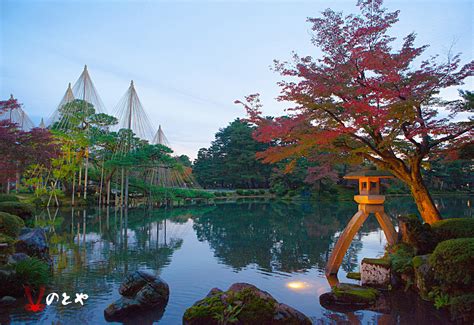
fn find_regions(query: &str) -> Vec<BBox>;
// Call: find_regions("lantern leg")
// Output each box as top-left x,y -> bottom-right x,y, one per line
374,211 -> 398,245
325,210 -> 369,277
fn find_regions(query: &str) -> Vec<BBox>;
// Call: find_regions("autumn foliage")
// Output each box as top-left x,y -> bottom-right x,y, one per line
0,97 -> 60,186
237,0 -> 473,223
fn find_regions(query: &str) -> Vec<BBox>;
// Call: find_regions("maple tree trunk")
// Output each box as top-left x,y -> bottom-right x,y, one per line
382,156 -> 442,225
408,177 -> 441,224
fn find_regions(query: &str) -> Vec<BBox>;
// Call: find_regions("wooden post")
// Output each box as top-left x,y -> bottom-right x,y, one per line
72,172 -> 76,206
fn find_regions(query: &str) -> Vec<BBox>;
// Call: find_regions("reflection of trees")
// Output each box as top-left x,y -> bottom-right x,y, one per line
32,207 -> 191,321
341,235 -> 364,272
192,202 -> 363,273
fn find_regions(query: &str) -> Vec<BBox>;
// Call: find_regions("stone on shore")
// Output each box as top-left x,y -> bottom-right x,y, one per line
14,228 -> 51,264
104,270 -> 169,322
319,283 -> 380,312
183,282 -> 311,325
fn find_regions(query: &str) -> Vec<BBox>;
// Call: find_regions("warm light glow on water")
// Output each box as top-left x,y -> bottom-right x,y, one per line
286,281 -> 311,290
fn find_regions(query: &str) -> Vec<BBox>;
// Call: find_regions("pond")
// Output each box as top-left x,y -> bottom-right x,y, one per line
2,195 -> 472,324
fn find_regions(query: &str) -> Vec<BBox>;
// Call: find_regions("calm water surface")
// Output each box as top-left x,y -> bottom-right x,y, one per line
2,195 -> 472,324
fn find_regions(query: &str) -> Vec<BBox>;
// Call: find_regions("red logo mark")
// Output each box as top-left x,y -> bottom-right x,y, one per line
24,286 -> 46,312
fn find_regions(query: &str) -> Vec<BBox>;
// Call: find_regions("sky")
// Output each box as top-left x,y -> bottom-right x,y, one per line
1,0 -> 472,160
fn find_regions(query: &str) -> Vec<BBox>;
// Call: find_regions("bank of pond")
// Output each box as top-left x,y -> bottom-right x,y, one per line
0,194 -> 473,323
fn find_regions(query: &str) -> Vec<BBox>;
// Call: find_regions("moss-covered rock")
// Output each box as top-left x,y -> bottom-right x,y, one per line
333,283 -> 379,303
412,254 -> 435,301
431,218 -> 474,241
183,283 -> 311,324
0,202 -> 34,220
0,212 -> 25,237
319,283 -> 380,313
397,215 -> 438,255
429,238 -> 474,291
0,194 -> 20,203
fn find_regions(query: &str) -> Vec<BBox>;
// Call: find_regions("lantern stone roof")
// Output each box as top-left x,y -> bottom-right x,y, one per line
343,169 -> 394,179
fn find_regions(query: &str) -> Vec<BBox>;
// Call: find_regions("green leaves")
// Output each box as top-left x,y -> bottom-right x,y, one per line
194,119 -> 271,188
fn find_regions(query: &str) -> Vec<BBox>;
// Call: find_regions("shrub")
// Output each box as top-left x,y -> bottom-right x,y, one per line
429,238 -> 474,291
450,293 -> 474,323
389,243 -> 415,274
246,190 -> 255,196
0,194 -> 20,202
12,257 -> 50,288
258,189 -> 265,195
431,218 -> 474,241
236,189 -> 245,196
0,202 -> 34,220
0,212 -> 25,237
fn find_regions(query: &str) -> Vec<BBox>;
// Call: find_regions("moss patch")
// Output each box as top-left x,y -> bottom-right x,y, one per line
346,272 -> 361,280
0,212 -> 25,237
412,255 -> 424,269
431,218 -> 474,241
333,283 -> 379,303
362,257 -> 391,268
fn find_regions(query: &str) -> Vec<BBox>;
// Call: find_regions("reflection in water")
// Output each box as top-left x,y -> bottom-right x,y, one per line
2,196 -> 471,324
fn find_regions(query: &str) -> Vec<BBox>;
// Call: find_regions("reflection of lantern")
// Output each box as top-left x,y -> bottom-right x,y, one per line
325,169 -> 398,278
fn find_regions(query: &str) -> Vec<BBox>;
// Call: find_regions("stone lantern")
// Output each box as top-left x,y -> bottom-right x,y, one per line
325,169 -> 398,277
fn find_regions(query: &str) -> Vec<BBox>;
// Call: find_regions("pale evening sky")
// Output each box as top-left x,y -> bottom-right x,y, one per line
1,0 -> 472,159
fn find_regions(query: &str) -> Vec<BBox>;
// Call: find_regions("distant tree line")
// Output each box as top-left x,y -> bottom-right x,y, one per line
192,118 -> 473,196
193,119 -> 272,189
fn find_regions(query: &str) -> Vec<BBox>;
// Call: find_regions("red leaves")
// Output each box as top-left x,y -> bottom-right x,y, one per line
236,0 -> 473,175
0,97 -> 20,115
0,97 -> 61,183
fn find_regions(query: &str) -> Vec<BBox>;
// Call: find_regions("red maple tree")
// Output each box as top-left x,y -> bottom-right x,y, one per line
237,0 -> 473,224
0,97 -> 60,190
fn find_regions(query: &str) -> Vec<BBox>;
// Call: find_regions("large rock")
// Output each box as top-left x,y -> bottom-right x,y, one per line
14,228 -> 51,264
412,254 -> 435,300
104,270 -> 169,322
397,215 -> 437,255
361,258 -> 391,288
7,252 -> 29,264
0,269 -> 23,297
183,282 -> 311,325
319,283 -> 380,312
0,296 -> 16,306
